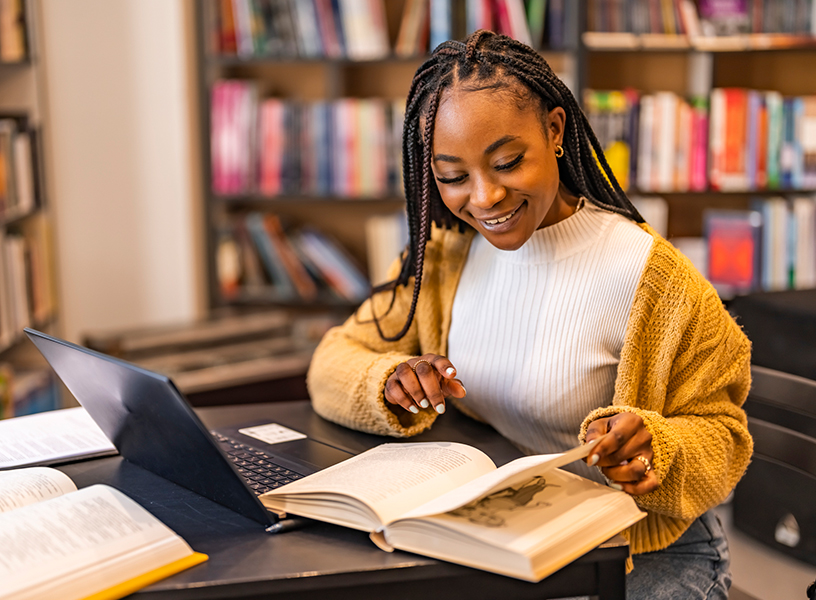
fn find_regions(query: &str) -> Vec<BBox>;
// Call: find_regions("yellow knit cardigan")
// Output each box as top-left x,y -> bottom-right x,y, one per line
307,222 -> 753,555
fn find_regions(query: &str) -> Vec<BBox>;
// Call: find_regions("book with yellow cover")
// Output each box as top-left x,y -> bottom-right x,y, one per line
0,467 -> 207,600
262,440 -> 644,582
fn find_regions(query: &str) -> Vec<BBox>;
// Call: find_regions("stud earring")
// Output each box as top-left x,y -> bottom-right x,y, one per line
554,144 -> 564,158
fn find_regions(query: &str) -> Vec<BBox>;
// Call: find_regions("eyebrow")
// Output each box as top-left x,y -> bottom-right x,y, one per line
433,135 -> 520,163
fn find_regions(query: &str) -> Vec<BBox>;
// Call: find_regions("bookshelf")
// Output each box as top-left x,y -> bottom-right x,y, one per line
196,0 -> 816,307
0,0 -> 60,418
194,0 -> 578,312
580,0 -> 816,296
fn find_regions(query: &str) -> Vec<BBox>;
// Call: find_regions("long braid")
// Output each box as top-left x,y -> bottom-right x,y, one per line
364,30 -> 643,341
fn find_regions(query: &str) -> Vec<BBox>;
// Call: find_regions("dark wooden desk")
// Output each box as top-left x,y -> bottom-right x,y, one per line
59,401 -> 629,600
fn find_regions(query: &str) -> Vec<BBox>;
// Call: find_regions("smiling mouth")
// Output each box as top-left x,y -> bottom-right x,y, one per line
482,207 -> 519,225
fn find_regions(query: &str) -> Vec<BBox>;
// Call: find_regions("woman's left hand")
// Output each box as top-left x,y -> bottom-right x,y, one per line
584,412 -> 658,496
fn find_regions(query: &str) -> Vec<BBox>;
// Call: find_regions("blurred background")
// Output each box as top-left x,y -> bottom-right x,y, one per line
1,2 -> 816,597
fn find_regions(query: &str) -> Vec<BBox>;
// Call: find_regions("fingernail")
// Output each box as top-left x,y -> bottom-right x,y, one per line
445,367 -> 455,376
461,385 -> 466,396
588,454 -> 599,466
419,398 -> 430,409
408,406 -> 419,414
435,404 -> 446,414
609,483 -> 623,491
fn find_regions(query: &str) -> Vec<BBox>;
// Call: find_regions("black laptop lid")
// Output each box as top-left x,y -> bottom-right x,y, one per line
25,328 -> 274,527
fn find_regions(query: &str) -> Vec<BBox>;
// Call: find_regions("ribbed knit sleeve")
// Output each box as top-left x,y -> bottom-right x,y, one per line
307,226 -> 472,437
579,228 -> 753,554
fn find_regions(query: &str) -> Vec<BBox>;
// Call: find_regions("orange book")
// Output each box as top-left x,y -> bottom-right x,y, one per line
219,0 -> 237,54
756,97 -> 768,189
721,88 -> 749,191
264,214 -> 319,301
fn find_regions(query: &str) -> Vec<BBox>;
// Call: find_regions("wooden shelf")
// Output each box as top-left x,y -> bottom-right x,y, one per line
213,193 -> 405,205
583,32 -> 816,53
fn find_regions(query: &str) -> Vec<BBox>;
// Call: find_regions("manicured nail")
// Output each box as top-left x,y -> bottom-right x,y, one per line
435,404 -> 446,414
408,405 -> 419,414
445,367 -> 455,376
609,482 -> 623,491
460,385 -> 467,395
419,398 -> 430,408
588,454 -> 599,466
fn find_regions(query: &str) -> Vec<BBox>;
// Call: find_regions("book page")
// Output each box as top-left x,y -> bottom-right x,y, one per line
0,407 -> 117,469
1,484 -> 194,600
0,467 -> 76,513
263,442 -> 496,526
398,440 -> 598,520
384,468 -> 645,582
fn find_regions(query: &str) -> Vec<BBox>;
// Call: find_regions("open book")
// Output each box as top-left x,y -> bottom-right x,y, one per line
262,440 -> 645,582
0,467 -> 207,600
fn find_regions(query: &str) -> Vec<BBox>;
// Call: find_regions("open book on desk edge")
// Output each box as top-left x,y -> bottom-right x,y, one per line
261,439 -> 645,582
0,407 -> 118,470
0,466 -> 207,600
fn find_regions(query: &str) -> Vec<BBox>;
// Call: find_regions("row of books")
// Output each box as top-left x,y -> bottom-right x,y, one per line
0,364 -> 59,419
0,117 -> 38,221
0,213 -> 56,351
0,0 -> 26,63
213,0 -> 577,60
587,0 -> 700,36
217,0 -> 389,60
216,212 -> 371,303
585,88 -> 816,193
585,89 -> 709,192
704,196 -> 816,297
396,0 -> 576,55
211,80 -> 405,197
587,0 -> 816,37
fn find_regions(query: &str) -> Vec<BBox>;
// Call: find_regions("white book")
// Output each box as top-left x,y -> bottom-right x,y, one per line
637,94 -> 655,191
262,441 -> 645,582
0,407 -> 117,469
792,197 -> 816,289
0,468 -> 206,600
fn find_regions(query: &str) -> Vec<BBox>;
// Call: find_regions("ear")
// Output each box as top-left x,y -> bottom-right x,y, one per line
547,107 -> 566,146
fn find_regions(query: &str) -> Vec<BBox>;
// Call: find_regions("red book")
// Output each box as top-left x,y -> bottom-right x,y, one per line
219,0 -> 237,54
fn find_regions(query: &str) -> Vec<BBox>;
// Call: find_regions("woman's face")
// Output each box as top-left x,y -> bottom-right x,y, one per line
430,86 -> 575,251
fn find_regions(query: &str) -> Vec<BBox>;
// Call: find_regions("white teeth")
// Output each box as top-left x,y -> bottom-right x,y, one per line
484,208 -> 517,225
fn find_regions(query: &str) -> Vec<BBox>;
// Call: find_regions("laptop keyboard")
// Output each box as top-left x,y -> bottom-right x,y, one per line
212,432 -> 305,495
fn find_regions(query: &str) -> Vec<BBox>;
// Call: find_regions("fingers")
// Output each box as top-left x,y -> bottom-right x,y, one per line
586,413 -> 652,468
411,357 -> 447,414
584,413 -> 658,497
601,454 -> 654,484
615,469 -> 659,496
384,355 -> 465,415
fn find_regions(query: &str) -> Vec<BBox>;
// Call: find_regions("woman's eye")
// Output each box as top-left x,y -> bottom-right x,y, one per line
436,174 -> 467,185
495,153 -> 524,171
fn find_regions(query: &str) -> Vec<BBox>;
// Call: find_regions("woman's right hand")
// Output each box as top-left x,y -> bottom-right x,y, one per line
385,354 -> 467,415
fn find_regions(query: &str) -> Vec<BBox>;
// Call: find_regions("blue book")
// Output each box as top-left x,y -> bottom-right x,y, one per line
245,212 -> 297,299
430,0 -> 452,51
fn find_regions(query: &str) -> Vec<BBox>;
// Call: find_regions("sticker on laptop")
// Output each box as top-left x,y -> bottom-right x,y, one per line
238,423 -> 307,445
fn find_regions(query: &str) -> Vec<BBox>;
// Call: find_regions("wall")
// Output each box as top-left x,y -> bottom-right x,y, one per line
37,0 -> 203,343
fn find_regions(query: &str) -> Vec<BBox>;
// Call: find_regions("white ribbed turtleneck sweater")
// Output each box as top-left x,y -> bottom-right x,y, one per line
447,201 -> 653,482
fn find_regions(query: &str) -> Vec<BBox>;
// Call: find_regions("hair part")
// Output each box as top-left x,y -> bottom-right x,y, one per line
363,30 -> 643,341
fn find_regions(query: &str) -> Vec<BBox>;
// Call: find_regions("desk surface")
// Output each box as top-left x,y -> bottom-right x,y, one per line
59,401 -> 628,600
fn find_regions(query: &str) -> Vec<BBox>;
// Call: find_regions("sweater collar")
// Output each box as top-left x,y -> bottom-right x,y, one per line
477,198 -> 614,264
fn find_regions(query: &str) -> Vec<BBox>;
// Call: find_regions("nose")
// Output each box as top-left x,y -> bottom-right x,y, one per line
469,174 -> 506,209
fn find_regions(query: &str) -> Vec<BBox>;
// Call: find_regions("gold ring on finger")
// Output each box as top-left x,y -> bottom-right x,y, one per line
635,455 -> 652,474
412,359 -> 433,374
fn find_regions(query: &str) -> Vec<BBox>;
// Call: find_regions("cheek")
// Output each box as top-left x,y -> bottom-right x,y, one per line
438,187 -> 468,214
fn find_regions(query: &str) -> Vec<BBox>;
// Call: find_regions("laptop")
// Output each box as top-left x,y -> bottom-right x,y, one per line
24,328 -> 355,529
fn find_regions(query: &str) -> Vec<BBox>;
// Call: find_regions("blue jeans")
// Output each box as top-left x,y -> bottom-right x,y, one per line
626,510 -> 731,600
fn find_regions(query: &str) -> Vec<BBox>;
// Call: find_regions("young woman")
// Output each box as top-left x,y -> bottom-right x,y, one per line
307,30 -> 752,599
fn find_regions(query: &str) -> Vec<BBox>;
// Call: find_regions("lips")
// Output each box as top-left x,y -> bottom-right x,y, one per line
478,204 -> 523,231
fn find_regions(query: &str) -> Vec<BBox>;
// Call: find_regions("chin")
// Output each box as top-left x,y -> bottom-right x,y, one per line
482,231 -> 530,251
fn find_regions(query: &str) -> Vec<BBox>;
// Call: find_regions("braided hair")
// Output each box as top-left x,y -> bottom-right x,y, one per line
366,29 -> 643,342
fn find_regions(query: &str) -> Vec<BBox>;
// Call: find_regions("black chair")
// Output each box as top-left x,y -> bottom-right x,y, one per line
733,365 -> 816,566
